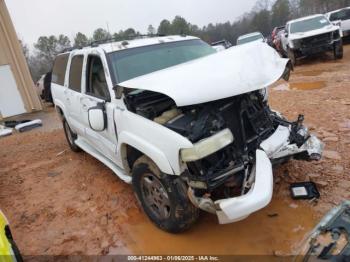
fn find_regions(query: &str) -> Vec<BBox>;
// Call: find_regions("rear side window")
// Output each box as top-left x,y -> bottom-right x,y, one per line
68,55 -> 84,92
52,54 -> 69,85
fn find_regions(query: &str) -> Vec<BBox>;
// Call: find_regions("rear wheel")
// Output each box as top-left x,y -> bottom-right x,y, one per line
63,119 -> 81,152
334,40 -> 343,59
132,156 -> 199,233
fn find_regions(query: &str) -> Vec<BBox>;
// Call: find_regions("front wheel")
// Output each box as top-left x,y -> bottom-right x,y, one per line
132,156 -> 199,233
287,48 -> 296,67
334,40 -> 343,59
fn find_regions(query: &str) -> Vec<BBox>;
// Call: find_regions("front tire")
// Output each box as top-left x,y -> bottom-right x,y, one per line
132,156 -> 199,233
62,119 -> 81,152
334,40 -> 343,59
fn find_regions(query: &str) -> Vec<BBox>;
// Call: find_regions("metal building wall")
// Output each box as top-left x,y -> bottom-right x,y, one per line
0,0 -> 42,119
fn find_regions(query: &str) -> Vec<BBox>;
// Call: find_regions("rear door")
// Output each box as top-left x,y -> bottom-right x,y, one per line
80,51 -> 118,161
51,53 -> 69,108
65,54 -> 85,135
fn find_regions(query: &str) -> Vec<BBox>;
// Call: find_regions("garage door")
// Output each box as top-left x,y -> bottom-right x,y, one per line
0,64 -> 26,117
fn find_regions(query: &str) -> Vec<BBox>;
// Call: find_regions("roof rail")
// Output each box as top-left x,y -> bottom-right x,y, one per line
59,34 -> 173,54
90,33 -> 168,47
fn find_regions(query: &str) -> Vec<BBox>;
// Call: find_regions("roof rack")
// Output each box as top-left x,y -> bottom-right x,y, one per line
91,33 -> 168,46
59,34 -> 188,54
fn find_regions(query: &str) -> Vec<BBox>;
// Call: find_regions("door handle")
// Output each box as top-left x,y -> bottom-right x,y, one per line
82,104 -> 88,111
116,106 -> 125,112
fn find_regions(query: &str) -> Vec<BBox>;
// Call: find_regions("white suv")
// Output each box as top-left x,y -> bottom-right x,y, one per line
51,35 -> 323,233
281,14 -> 343,65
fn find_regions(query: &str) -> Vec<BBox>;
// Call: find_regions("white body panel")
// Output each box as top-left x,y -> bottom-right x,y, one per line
216,149 -> 273,224
0,65 -> 26,117
116,109 -> 193,175
119,42 -> 288,106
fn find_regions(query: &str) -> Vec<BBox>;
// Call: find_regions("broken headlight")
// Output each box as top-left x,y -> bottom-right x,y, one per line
181,128 -> 234,162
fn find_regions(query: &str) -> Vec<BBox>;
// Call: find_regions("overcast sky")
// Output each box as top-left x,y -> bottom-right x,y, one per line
5,0 -> 257,45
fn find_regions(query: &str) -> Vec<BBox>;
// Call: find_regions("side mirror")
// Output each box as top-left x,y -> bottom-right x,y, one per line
88,103 -> 106,132
284,32 -> 288,37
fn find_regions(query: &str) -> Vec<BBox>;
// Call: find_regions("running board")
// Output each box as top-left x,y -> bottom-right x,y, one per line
75,138 -> 132,184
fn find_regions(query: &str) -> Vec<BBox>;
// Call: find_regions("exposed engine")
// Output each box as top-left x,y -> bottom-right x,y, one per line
124,89 -> 311,199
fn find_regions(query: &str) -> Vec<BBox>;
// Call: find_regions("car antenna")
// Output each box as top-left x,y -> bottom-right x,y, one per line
106,22 -> 113,50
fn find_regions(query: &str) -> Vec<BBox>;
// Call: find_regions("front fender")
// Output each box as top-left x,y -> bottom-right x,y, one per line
118,131 -> 174,175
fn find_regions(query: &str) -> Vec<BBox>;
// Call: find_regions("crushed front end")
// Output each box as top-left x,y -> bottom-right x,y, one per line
291,30 -> 342,57
172,90 -> 324,223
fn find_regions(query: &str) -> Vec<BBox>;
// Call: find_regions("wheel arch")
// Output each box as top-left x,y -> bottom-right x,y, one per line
54,100 -> 66,120
119,133 -> 175,176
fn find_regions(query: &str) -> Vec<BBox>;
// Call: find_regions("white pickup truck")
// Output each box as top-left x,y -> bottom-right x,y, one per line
281,14 -> 343,65
326,7 -> 350,38
51,35 -> 323,233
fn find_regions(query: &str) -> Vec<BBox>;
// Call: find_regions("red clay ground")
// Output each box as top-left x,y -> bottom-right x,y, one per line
0,45 -> 349,256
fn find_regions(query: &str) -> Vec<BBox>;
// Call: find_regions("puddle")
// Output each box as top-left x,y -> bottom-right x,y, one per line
123,198 -> 317,255
290,81 -> 326,90
295,70 -> 324,77
273,82 -> 326,91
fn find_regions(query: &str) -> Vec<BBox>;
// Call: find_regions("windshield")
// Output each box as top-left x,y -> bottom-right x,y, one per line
237,34 -> 263,45
290,16 -> 330,33
329,9 -> 350,21
108,39 -> 216,83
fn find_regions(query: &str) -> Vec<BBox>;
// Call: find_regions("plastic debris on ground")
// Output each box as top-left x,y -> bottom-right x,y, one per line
290,182 -> 320,200
14,119 -> 42,132
296,201 -> 350,261
0,119 -> 42,136
0,125 -> 13,137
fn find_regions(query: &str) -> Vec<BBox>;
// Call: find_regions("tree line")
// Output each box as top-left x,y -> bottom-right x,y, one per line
23,0 -> 350,81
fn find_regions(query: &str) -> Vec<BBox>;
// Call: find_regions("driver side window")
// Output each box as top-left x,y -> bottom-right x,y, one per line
86,55 -> 111,101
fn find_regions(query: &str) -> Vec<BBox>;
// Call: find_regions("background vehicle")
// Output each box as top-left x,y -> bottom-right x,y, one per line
211,39 -> 232,51
42,71 -> 53,103
326,7 -> 350,38
51,35 -> 323,233
0,210 -> 22,262
236,32 -> 264,45
35,74 -> 45,98
270,26 -> 285,54
281,14 -> 343,65
35,72 -> 53,103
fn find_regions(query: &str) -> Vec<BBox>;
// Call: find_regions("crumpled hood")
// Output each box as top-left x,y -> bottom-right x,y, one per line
289,25 -> 339,41
119,42 -> 289,106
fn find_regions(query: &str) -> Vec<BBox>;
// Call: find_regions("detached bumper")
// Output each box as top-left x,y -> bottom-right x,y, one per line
215,149 -> 273,224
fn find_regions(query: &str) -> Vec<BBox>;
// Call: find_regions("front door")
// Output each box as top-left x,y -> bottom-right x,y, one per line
81,54 -> 118,162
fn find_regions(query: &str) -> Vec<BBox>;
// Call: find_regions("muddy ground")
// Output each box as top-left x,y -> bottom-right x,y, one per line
0,45 -> 350,256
